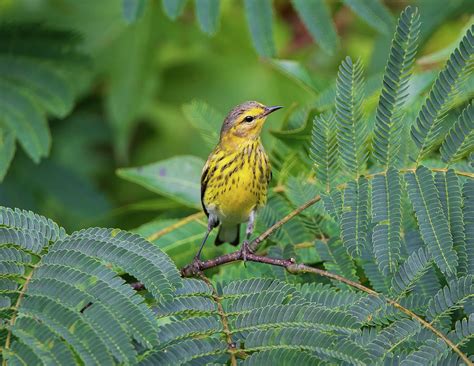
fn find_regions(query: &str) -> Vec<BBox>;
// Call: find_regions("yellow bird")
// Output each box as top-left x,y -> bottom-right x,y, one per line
195,101 -> 283,261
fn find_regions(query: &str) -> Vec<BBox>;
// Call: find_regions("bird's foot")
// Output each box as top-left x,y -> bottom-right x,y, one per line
181,257 -> 203,277
240,241 -> 253,262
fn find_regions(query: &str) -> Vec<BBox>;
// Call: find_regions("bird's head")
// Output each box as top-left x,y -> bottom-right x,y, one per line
219,101 -> 283,144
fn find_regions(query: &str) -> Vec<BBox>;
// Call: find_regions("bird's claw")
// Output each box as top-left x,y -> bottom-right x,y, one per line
240,241 -> 253,262
181,257 -> 203,276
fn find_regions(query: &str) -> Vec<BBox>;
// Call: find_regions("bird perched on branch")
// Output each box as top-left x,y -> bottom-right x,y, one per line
195,101 -> 283,261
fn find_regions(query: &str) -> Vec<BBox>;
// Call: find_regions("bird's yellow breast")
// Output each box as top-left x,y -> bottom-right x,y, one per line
201,140 -> 271,225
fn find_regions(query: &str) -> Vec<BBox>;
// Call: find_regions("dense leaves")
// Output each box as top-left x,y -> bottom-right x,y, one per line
0,24 -> 90,180
1,3 -> 473,366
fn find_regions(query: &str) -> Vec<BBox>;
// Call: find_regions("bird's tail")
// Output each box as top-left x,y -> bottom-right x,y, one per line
215,224 -> 240,246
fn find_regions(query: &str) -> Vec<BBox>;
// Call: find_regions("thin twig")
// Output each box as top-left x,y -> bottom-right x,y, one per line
249,195 -> 321,252
181,253 -> 471,365
2,270 -> 35,366
366,167 -> 474,179
197,273 -> 238,366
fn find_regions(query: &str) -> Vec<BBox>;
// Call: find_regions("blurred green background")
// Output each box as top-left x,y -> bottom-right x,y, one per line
0,0 -> 471,235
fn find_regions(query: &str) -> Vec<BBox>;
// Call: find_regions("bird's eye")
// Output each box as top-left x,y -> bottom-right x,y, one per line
244,116 -> 254,122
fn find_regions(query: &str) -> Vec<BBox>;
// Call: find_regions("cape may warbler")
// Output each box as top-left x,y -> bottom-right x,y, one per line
195,101 -> 283,260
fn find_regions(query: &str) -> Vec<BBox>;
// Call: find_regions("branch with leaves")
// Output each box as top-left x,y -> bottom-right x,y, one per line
181,194 -> 472,365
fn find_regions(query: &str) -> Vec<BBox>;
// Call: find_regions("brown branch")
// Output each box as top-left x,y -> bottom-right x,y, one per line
181,253 -> 472,365
249,195 -> 321,252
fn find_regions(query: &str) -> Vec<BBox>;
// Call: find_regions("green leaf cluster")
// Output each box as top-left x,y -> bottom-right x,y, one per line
1,2 -> 473,365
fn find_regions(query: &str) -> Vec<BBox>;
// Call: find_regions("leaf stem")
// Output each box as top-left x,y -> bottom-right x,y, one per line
181,190 -> 472,365
182,252 -> 471,365
2,269 -> 35,365
249,195 -> 321,252
197,273 -> 239,366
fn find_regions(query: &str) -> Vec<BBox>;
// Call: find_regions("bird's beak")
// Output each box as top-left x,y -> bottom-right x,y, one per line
263,105 -> 283,116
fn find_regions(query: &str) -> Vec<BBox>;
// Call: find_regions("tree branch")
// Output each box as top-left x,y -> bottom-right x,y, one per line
249,195 -> 321,252
180,193 -> 471,365
181,252 -> 472,365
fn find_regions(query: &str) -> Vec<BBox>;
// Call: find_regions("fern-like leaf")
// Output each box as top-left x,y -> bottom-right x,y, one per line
182,100 -> 223,148
440,102 -> 474,164
299,283 -> 363,309
404,166 -> 458,276
372,168 -> 402,275
368,319 -> 421,360
315,238 -> 359,288
391,247 -> 432,298
322,189 -> 343,222
54,228 -> 180,301
435,170 -> 467,275
243,348 -> 322,366
139,338 -> 226,365
448,313 -> 474,347
38,250 -> 159,347
11,317 -> 77,365
0,24 -> 89,179
311,112 -> 339,191
373,6 -> 420,167
20,295 -> 116,365
244,327 -> 371,365
0,206 -> 66,243
335,57 -> 368,177
411,24 -> 474,161
400,339 -> 448,366
427,275 -> 474,323
233,304 -> 361,334
464,179 -> 474,276
157,316 -> 222,346
341,177 -> 369,257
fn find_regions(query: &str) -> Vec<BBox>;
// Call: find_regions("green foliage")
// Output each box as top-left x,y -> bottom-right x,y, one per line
195,0 -> 220,35
391,247 -> 431,298
373,6 -> 420,167
117,156 -> 204,208
1,3 -> 473,366
440,102 -> 474,164
104,5 -> 158,161
182,100 -> 223,148
244,0 -> 276,58
449,313 -> 474,347
311,112 -> 339,191
372,168 -> 402,276
341,177 -> 369,257
0,24 -> 89,180
410,24 -> 474,161
343,0 -> 395,34
335,57 -> 368,178
405,166 -> 459,276
291,0 -> 339,56
161,0 -> 187,20
122,0 -> 147,23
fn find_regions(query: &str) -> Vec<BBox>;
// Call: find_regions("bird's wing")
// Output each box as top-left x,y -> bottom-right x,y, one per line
267,157 -> 272,183
200,156 -> 211,218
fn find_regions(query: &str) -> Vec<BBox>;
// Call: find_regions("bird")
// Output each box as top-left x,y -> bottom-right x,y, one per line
194,101 -> 283,261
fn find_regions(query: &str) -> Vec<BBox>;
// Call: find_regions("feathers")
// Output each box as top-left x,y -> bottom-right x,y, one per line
201,139 -> 270,246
